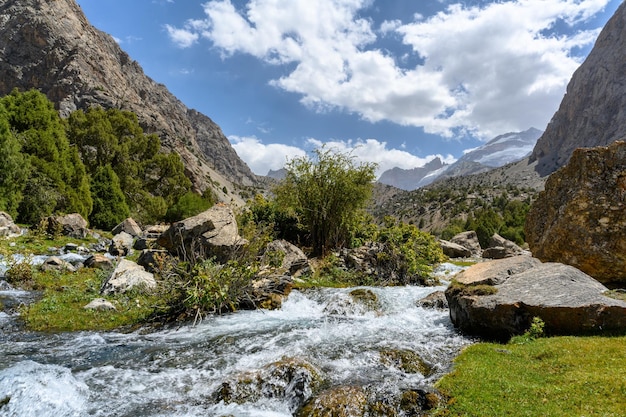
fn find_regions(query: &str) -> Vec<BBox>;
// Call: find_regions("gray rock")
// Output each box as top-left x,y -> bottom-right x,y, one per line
109,232 -> 134,256
439,239 -> 472,258
0,212 -> 21,238
41,256 -> 77,273
450,231 -> 482,256
84,298 -> 116,311
111,218 -> 143,237
84,254 -> 114,270
530,2 -> 626,176
417,291 -> 448,310
486,233 -> 524,259
42,213 -> 89,239
262,239 -> 309,275
157,205 -> 247,262
446,259 -> 626,340
101,259 -> 156,295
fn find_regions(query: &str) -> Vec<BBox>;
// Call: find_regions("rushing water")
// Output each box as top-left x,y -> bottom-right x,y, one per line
0,265 -> 472,417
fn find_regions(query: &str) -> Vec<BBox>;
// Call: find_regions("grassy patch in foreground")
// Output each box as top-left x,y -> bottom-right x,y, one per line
434,335 -> 626,417
20,267 -> 167,332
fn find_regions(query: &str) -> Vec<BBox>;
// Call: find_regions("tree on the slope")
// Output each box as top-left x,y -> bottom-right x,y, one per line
1,89 -> 91,223
274,147 -> 377,256
66,107 -> 191,224
89,165 -> 130,230
0,103 -> 30,218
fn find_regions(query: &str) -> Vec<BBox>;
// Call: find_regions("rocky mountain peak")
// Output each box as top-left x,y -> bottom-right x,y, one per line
530,1 -> 626,176
0,0 -> 257,196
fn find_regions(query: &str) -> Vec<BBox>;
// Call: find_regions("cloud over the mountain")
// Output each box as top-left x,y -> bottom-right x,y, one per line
167,0 -> 609,139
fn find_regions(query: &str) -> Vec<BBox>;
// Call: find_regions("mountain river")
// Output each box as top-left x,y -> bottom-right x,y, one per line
0,264 -> 472,417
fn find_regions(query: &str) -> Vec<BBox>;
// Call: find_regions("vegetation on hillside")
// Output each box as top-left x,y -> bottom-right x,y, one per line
371,181 -> 538,246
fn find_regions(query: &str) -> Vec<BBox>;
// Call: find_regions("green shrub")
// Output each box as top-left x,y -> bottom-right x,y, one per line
164,191 -> 213,222
184,259 -> 257,321
375,218 -> 447,285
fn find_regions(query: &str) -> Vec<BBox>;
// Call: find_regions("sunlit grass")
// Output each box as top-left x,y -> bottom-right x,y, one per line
434,335 -> 626,417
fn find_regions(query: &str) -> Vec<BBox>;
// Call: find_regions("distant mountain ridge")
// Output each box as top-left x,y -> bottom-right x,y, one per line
378,128 -> 542,190
0,0 -> 256,200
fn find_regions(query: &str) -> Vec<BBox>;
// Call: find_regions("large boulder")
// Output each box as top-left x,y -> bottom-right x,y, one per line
0,212 -> 21,238
109,232 -> 134,256
261,239 -> 309,275
101,259 -> 156,295
111,217 -> 142,237
157,205 -> 247,262
482,233 -> 525,259
450,231 -> 482,257
42,213 -> 89,239
438,239 -> 472,258
446,257 -> 626,340
525,141 -> 626,285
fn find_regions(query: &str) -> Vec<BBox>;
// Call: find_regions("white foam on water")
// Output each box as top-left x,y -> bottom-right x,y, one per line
0,285 -> 472,416
0,361 -> 89,417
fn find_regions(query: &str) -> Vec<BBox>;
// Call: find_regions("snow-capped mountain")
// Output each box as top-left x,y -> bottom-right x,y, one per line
377,128 -> 543,190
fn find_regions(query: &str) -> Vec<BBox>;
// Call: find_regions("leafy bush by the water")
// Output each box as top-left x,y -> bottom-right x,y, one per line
375,218 -> 447,284
184,259 -> 257,322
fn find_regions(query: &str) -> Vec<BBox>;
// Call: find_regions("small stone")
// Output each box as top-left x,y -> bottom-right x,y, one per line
84,298 -> 116,311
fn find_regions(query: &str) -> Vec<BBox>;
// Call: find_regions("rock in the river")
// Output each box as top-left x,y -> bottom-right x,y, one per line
439,239 -> 472,258
446,257 -> 626,340
242,275 -> 294,310
84,298 -> 116,311
0,212 -> 21,238
157,205 -> 247,262
416,291 -> 448,310
215,357 -> 323,413
111,217 -> 142,237
450,231 -> 482,256
101,259 -> 156,295
525,141 -> 626,285
42,213 -> 89,239
298,385 -> 368,417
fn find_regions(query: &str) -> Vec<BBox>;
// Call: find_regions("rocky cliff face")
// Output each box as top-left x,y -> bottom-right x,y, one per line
525,141 -> 626,285
0,0 -> 257,195
530,2 -> 626,176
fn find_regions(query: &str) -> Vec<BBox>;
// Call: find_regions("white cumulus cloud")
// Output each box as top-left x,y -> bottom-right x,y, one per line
167,0 -> 610,139
229,136 -> 306,175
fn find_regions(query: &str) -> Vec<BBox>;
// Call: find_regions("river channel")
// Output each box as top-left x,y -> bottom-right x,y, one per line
0,265 -> 472,417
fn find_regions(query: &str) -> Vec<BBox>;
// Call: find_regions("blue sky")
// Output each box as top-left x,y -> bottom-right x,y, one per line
75,0 -> 621,176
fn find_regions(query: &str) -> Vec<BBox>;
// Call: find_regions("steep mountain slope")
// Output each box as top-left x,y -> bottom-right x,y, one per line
530,1 -> 626,176
0,0 -> 257,201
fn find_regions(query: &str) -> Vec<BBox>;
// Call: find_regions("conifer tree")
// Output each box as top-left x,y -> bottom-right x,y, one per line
89,165 -> 130,230
0,103 -> 30,218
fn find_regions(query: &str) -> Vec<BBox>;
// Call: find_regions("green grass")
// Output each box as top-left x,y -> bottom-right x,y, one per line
19,267 -> 167,332
434,335 -> 626,417
2,232 -> 168,332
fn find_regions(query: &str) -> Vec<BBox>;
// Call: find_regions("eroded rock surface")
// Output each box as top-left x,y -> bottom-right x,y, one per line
525,141 -> 626,284
446,257 -> 626,340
